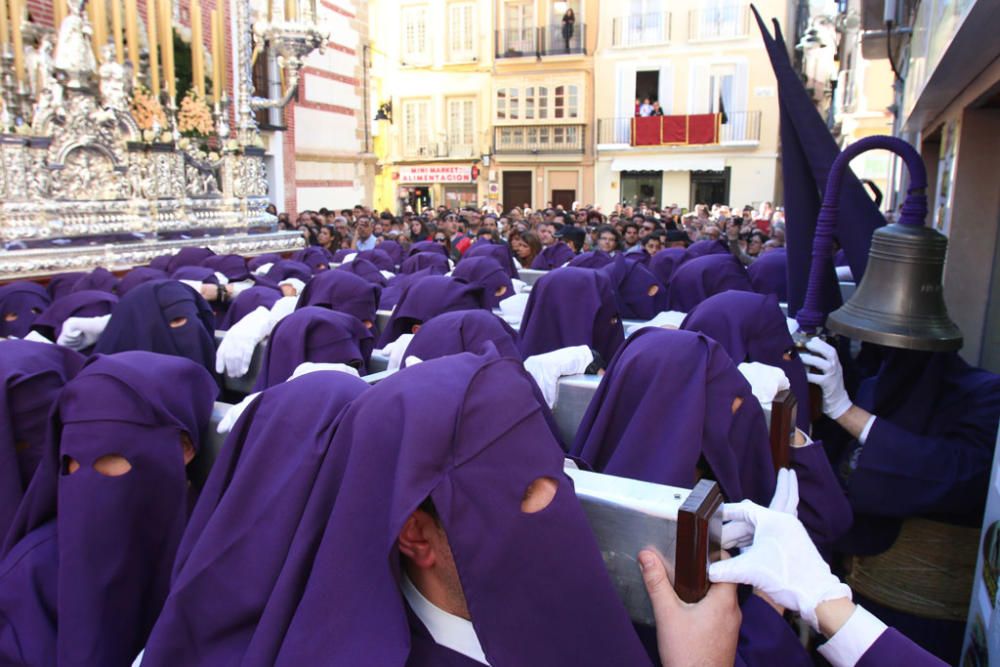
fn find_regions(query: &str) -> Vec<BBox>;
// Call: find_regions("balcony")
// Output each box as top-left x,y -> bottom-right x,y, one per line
612,13 -> 671,47
401,141 -> 479,160
493,124 -> 586,154
596,111 -> 761,147
687,5 -> 750,41
495,24 -> 587,59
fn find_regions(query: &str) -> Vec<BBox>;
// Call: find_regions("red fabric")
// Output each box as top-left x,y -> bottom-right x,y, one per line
688,114 -> 719,144
633,117 -> 661,146
754,219 -> 772,235
455,237 -> 473,256
662,116 -> 687,144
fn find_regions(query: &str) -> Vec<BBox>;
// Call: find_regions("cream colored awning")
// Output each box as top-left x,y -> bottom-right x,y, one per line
609,156 -> 726,172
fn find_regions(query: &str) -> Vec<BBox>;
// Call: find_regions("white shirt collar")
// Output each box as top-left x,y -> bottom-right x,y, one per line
401,574 -> 489,665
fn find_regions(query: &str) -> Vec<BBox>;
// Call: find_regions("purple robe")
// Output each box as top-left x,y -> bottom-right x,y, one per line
462,242 -> 519,279
403,310 -> 521,365
253,307 -> 374,389
668,254 -> 753,312
0,282 -> 50,338
218,285 -> 282,330
518,267 -> 624,363
377,276 -> 487,347
600,254 -> 667,320
649,247 -> 686,290
293,247 -> 334,272
568,250 -> 614,269
682,239 -> 730,263
332,248 -> 355,264
408,240 -> 449,258
118,267 -> 168,296
0,341 -> 84,540
338,257 -> 388,287
71,267 -> 119,294
0,352 -> 216,667
624,248 -> 651,265
239,350 -> 654,665
141,371 -> 369,666
747,247 -> 788,302
171,265 -> 220,284
379,240 -> 404,267
570,327 -> 776,504
297,270 -> 381,329
166,247 -> 216,274
32,290 -> 118,342
856,628 -> 947,667
356,248 -> 395,272
379,268 -> 436,311
201,254 -> 250,282
451,256 -> 514,309
45,272 -> 86,300
93,281 -> 216,375
399,251 -> 449,275
148,255 -> 172,271
247,253 -> 282,272
262,260 -> 313,286
752,7 -> 883,316
530,242 -> 575,270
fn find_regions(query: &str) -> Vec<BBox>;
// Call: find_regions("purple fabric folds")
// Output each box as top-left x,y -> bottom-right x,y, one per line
149,255 -> 172,271
118,267 -> 168,296
530,242 -> 575,270
71,267 -> 119,294
568,250 -> 614,269
0,352 -> 216,667
408,240 -> 449,258
668,253 -> 753,312
141,371 -> 369,667
46,273 -> 86,300
219,285 -> 282,330
399,251 -> 449,275
171,266 -> 220,284
239,351 -> 652,666
600,254 -> 667,320
32,290 -> 118,342
293,247 -> 334,272
649,247 -> 687,289
253,307 -> 374,389
462,242 -> 519,279
379,268 -> 436,311
377,276 -> 487,347
356,248 -> 395,272
570,328 -> 776,504
297,270 -> 381,328
747,248 -> 788,302
379,240 -> 404,267
93,280 -> 216,375
451,256 -> 514,309
518,267 -> 624,362
0,282 -> 50,338
682,239 -> 730,263
201,254 -> 250,282
262,260 -> 313,285
404,310 -> 521,365
0,341 -> 84,540
338,257 -> 388,287
166,247 -> 216,274
248,253 -> 282,272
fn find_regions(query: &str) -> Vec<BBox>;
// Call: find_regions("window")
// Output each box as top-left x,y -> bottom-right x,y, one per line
498,84 -> 579,122
537,86 -> 548,119
402,6 -> 429,63
508,88 -> 520,120
503,0 -> 535,54
497,89 -> 508,120
402,99 -> 431,155
448,98 -> 475,151
707,63 -> 736,112
448,3 -> 475,61
553,85 -> 579,119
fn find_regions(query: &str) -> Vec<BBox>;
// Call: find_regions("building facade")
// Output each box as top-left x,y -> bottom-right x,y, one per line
591,0 -> 795,211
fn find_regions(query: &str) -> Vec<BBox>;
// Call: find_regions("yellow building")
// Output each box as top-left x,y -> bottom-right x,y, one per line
369,0 -> 495,213
592,0 -> 795,210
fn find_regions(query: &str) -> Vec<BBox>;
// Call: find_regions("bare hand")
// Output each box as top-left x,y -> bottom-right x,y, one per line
640,550 -> 741,667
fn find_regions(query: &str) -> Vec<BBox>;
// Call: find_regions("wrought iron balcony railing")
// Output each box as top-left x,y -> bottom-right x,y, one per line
612,12 -> 671,47
495,24 -> 588,59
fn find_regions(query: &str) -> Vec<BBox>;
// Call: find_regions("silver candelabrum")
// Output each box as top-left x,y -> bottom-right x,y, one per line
234,0 -> 329,146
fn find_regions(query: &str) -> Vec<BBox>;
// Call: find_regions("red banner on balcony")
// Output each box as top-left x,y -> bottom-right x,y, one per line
633,116 -> 662,146
629,114 -> 721,147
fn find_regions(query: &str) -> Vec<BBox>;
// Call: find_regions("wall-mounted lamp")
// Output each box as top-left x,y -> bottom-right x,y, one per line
374,102 -> 393,123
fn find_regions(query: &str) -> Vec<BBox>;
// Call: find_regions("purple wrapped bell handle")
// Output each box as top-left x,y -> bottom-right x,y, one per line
796,135 -> 929,333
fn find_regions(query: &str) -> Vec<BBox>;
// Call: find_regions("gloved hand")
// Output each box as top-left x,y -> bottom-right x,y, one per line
278,278 -> 305,297
289,362 -> 360,381
799,337 -> 852,420
382,333 -> 414,371
217,391 -> 261,434
215,306 -> 272,378
737,361 -> 790,410
709,501 -> 852,631
268,296 -> 299,326
722,468 -> 798,550
523,345 -> 595,408
57,314 -> 111,350
252,262 -> 274,276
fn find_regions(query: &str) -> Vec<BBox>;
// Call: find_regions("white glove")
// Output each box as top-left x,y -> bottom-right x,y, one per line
57,314 -> 111,350
799,337 -> 852,420
215,306 -> 272,378
380,270 -> 396,281
217,391 -> 261,434
268,295 -> 299,327
278,278 -> 305,296
228,280 -> 255,298
510,278 -> 528,294
523,345 -> 595,408
721,468 -> 798,550
213,272 -> 230,286
253,262 -> 274,276
22,330 -> 54,344
289,362 -> 360,381
380,333 -> 414,371
737,362 -> 790,410
709,501 -> 852,631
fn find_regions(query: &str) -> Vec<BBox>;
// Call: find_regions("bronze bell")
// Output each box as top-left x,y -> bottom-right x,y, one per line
826,222 -> 962,351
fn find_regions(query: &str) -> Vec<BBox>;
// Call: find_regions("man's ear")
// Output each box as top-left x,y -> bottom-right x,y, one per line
181,432 -> 196,465
398,510 -> 437,569
410,323 -> 422,335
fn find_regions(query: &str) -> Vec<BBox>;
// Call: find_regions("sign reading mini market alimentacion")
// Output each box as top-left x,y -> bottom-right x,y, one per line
394,166 -> 475,183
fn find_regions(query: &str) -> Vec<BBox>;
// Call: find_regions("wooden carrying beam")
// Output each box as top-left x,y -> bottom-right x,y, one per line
768,389 -> 796,470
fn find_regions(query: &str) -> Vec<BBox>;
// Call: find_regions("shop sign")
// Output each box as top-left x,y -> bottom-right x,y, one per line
397,165 -> 474,183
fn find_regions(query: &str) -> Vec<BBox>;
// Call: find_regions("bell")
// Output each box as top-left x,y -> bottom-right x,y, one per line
826,222 -> 962,351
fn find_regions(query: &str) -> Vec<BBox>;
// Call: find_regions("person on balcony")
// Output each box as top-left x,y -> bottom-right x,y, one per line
561,8 -> 575,53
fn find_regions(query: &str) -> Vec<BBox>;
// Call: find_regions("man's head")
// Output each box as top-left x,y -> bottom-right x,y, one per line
555,225 -> 586,254
596,225 -> 620,253
536,222 -> 556,247
356,216 -> 373,240
622,222 -> 639,247
643,234 -> 663,255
